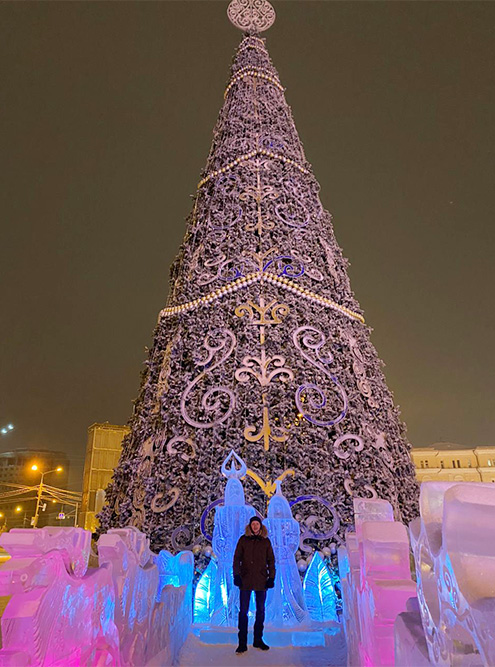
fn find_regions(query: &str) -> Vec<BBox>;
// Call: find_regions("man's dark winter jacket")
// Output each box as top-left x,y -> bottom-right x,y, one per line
233,523 -> 276,591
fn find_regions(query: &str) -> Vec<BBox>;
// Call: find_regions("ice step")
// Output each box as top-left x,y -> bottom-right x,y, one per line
199,626 -> 327,647
179,624 -> 347,666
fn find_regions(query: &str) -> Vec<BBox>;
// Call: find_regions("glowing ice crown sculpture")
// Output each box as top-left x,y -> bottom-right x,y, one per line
193,450 -> 338,628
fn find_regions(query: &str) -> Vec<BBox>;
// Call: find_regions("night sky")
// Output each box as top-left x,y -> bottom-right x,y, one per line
1,1 -> 494,490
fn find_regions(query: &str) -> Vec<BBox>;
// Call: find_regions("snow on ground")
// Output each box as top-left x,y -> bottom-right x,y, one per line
178,632 -> 347,666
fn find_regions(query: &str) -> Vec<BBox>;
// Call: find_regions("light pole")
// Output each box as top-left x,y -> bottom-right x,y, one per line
31,465 -> 63,528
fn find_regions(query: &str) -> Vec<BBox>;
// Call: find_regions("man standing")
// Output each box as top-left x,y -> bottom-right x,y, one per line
233,516 -> 276,654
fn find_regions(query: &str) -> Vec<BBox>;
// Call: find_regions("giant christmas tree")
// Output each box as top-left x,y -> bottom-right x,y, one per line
99,1 -> 419,553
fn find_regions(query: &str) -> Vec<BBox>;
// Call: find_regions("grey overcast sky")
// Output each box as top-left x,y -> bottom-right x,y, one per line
1,1 -> 494,489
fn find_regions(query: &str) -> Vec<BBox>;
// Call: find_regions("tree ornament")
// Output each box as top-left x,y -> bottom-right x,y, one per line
227,1 -> 276,35
297,559 -> 308,573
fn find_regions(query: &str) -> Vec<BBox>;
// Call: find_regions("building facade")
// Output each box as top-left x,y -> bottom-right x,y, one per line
411,444 -> 495,483
80,422 -> 130,532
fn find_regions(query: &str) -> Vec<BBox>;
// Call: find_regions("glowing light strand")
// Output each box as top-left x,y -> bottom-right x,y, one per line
232,64 -> 276,79
197,149 -> 309,189
224,67 -> 284,98
159,271 -> 365,324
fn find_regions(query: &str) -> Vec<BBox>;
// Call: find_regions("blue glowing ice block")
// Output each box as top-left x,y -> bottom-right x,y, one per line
303,551 -> 339,622
193,450 -> 254,626
264,482 -> 310,627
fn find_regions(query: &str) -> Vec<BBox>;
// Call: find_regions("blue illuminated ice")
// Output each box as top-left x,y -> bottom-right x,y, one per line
264,482 -> 310,626
303,551 -> 338,622
193,450 -> 254,625
194,558 -> 217,624
193,453 -> 339,635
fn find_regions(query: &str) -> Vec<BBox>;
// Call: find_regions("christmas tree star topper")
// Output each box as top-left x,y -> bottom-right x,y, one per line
227,0 -> 276,34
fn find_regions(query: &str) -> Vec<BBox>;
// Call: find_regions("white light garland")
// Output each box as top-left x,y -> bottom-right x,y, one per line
232,64 -> 275,79
224,67 -> 284,98
197,148 -> 309,189
159,272 -> 365,324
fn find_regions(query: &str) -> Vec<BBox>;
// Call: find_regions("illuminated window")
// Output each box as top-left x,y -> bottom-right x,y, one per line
440,460 -> 444,468
457,460 -> 461,468
425,461 -> 429,468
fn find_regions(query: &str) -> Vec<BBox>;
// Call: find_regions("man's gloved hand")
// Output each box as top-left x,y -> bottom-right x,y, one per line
266,577 -> 275,589
234,574 -> 242,588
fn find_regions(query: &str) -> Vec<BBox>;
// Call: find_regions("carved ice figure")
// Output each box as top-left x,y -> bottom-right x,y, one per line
0,526 -> 193,666
339,497 -> 416,667
193,450 -> 255,625
194,559 -> 218,624
264,481 -> 310,626
303,551 -> 339,623
409,482 -> 495,666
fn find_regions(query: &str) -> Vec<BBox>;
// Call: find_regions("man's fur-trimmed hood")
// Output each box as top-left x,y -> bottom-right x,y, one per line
244,522 -> 268,538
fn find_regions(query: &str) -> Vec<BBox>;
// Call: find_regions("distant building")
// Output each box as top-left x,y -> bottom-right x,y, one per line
411,443 -> 495,483
80,422 -> 130,532
0,449 -> 70,528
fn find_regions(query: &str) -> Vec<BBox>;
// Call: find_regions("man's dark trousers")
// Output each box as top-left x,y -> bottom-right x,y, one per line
238,589 -> 266,645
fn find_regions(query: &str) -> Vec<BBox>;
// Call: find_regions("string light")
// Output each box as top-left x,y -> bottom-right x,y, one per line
159,271 -> 365,324
224,67 -> 284,98
197,148 -> 309,189
232,64 -> 276,79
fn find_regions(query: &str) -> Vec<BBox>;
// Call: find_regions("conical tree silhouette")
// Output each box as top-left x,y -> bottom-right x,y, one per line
99,30 -> 419,553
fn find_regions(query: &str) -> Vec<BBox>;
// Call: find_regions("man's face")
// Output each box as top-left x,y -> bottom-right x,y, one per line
251,520 -> 261,534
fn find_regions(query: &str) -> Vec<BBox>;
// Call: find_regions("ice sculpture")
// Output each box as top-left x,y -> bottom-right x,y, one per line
0,526 -> 193,666
193,450 -> 255,625
194,559 -> 218,624
193,454 -> 342,635
303,551 -> 339,623
408,482 -> 495,666
264,481 -> 310,626
339,497 -> 416,666
394,597 -> 430,666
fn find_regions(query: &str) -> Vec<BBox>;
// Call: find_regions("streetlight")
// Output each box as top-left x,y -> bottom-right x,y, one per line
1,424 -> 14,435
30,465 -> 63,528
14,505 -> 28,528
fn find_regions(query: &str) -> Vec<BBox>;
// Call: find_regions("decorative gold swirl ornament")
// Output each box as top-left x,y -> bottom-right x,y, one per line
227,0 -> 276,34
246,468 -> 295,497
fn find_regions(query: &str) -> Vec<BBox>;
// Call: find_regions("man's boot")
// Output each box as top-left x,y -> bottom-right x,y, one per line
253,638 -> 270,651
236,644 -> 248,654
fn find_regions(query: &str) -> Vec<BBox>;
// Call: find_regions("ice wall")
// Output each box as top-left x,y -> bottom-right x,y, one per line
341,483 -> 495,666
0,526 -> 193,666
338,497 -> 416,666
409,482 -> 495,666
